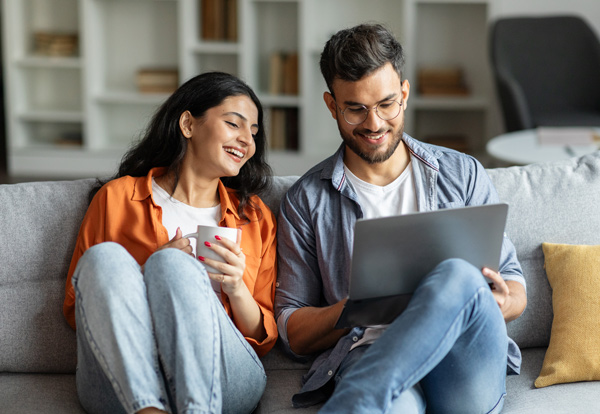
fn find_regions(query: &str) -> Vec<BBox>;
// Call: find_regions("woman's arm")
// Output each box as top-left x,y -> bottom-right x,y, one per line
201,228 -> 268,341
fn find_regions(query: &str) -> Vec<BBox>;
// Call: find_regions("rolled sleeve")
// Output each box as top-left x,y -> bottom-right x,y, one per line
275,189 -> 323,356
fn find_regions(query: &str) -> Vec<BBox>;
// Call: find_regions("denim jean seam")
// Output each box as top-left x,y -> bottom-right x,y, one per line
392,287 -> 490,401
75,291 -> 137,413
209,286 -> 221,414
486,392 -> 506,414
210,287 -> 266,376
186,249 -> 265,373
153,263 -> 221,414
158,351 -> 177,405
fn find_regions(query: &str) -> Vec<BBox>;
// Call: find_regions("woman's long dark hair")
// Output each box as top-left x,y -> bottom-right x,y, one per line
92,72 -> 272,220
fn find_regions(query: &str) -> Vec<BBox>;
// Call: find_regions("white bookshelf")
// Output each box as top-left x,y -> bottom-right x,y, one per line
3,0 -> 496,177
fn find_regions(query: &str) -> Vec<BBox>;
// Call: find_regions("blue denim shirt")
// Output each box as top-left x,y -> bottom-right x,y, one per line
275,134 -> 525,407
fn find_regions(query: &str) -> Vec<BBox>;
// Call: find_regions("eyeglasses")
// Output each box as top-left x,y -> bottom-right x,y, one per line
336,99 -> 403,125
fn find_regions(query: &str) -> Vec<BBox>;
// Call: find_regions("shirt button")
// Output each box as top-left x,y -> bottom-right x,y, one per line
352,336 -> 358,342
275,282 -> 280,288
327,370 -> 333,376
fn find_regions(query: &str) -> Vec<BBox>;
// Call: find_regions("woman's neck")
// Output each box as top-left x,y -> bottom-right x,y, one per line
155,171 -> 220,208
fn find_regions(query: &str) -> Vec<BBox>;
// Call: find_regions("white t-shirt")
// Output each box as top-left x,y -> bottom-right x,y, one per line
151,178 -> 222,297
343,163 -> 418,349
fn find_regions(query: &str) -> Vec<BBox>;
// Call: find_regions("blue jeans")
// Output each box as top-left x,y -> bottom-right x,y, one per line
320,258 -> 508,414
72,242 -> 266,414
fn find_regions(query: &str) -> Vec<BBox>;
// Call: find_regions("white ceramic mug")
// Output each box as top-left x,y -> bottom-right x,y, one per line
183,225 -> 238,273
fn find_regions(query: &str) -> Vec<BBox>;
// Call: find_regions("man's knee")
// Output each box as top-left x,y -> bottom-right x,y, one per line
430,258 -> 488,293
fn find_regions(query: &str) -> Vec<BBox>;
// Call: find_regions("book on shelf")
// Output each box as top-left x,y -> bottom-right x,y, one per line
54,132 -> 83,147
425,134 -> 470,153
269,51 -> 299,95
33,32 -> 78,57
269,108 -> 299,151
137,68 -> 179,94
417,67 -> 469,96
201,0 -> 238,41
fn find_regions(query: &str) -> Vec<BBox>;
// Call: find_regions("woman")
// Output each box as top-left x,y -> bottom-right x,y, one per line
63,72 -> 277,414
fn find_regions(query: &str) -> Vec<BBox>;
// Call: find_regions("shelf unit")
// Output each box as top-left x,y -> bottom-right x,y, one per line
3,0 -> 497,178
402,0 -> 495,154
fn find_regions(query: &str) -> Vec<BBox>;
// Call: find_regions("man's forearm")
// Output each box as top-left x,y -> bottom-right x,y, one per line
287,300 -> 350,356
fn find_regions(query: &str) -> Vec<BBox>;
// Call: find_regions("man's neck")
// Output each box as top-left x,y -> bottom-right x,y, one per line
343,142 -> 411,187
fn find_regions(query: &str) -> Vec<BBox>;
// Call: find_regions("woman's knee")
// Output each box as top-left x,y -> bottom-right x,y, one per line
74,242 -> 140,294
144,248 -> 212,295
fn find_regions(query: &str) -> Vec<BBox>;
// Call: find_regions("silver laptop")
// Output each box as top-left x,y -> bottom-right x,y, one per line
334,203 -> 508,329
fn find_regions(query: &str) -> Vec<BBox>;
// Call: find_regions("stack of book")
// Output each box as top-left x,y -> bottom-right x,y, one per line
425,134 -> 470,153
417,67 -> 469,96
33,32 -> 78,57
137,68 -> 179,94
269,52 -> 299,96
201,0 -> 237,41
269,108 -> 299,151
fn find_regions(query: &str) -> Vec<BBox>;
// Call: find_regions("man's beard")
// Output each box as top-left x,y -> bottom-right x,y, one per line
338,120 -> 404,164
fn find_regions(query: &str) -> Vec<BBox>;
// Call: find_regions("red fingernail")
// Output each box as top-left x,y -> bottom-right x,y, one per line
198,256 -> 205,261
215,235 -> 222,240
204,241 -> 211,247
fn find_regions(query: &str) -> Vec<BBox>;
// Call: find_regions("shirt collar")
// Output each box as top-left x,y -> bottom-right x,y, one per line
132,167 -> 166,202
323,133 -> 441,190
218,180 -> 241,221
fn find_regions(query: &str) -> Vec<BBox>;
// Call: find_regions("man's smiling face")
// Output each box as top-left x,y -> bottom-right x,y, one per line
325,63 -> 409,165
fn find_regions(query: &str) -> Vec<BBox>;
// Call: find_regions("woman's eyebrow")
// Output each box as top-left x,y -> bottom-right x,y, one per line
224,111 -> 259,131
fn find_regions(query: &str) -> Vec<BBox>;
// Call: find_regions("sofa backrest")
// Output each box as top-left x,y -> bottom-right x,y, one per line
2,153 -> 600,374
488,152 -> 600,348
0,179 -> 96,373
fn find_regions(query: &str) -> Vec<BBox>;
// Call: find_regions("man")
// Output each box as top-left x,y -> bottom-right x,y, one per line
274,23 -> 527,414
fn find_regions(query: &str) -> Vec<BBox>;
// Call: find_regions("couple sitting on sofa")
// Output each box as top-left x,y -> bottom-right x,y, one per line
65,23 -> 526,414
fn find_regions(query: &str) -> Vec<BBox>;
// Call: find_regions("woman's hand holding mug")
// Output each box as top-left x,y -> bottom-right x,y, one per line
183,226 -> 245,295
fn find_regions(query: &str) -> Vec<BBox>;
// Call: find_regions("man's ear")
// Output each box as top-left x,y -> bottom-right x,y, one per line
401,79 -> 410,110
179,111 -> 193,138
323,92 -> 338,120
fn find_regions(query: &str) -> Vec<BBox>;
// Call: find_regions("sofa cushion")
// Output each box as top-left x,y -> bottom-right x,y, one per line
487,152 -> 600,349
0,373 -> 84,413
0,179 -> 96,373
503,347 -> 600,414
534,243 -> 600,388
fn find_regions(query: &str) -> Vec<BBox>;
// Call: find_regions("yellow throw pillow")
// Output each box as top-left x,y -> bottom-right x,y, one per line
535,242 -> 600,388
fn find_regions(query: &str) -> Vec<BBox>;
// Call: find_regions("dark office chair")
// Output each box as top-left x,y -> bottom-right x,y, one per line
490,15 -> 600,132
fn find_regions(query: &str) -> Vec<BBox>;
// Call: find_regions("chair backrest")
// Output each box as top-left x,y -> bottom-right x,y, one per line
490,15 -> 600,132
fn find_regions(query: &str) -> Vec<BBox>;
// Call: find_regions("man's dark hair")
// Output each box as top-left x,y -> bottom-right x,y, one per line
319,23 -> 405,95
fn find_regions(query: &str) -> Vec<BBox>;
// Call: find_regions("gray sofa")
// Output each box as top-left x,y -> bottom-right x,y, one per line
2,152 -> 600,413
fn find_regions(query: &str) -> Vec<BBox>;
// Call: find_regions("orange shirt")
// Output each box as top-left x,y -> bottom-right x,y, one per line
63,167 -> 278,357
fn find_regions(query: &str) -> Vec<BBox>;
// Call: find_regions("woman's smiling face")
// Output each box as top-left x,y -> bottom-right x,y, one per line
181,95 -> 259,179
